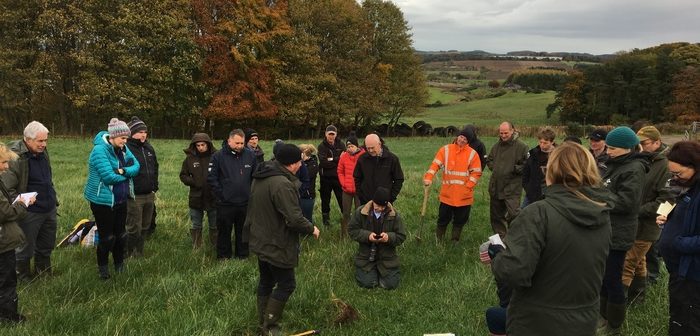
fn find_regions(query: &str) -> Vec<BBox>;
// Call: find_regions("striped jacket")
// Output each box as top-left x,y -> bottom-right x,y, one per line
424,143 -> 482,207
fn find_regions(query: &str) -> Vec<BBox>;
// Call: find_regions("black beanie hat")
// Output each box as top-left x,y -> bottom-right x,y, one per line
245,128 -> 259,144
372,187 -> 391,206
346,135 -> 359,147
127,116 -> 147,136
276,144 -> 302,165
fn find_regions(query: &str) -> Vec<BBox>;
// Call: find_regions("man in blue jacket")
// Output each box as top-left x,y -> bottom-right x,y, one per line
208,129 -> 257,259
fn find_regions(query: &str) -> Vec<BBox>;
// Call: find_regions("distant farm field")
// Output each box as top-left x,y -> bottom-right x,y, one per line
423,60 -> 572,80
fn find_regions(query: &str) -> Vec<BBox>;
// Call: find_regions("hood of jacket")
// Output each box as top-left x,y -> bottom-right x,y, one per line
92,131 -> 111,147
253,160 -> 294,180
607,151 -> 650,174
184,133 -> 215,155
7,139 -> 30,156
462,125 -> 478,144
544,184 -> 611,230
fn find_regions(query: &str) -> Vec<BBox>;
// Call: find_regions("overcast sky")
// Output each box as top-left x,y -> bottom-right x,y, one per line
392,0 -> 700,54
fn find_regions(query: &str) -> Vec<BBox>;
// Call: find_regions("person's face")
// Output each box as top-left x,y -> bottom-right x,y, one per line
538,139 -> 554,152
365,139 -> 381,157
325,132 -> 337,143
455,135 -> 468,147
195,141 -> 208,153
589,138 -> 605,151
372,203 -> 386,213
247,136 -> 258,148
132,130 -> 148,142
668,161 -> 695,185
110,136 -> 128,149
228,134 -> 245,152
289,160 -> 302,174
25,132 -> 48,154
606,146 -> 630,158
346,144 -> 358,153
640,139 -> 661,153
498,125 -> 513,141
0,159 -> 9,172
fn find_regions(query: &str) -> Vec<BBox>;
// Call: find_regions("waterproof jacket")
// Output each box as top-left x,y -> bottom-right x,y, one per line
492,184 -> 612,336
301,156 -> 319,199
348,201 -> 406,275
2,140 -> 58,210
207,143 -> 257,207
462,125 -> 487,170
522,145 -> 552,203
658,180 -> 700,281
337,148 -> 365,194
318,139 -> 345,177
424,143 -> 482,207
637,145 -> 673,241
248,145 -> 265,163
353,147 -> 405,204
0,178 -> 27,253
602,152 -> 648,250
126,138 -> 159,195
83,131 -> 140,207
179,133 -> 216,210
486,135 -> 529,200
245,160 -> 314,269
591,148 -> 610,177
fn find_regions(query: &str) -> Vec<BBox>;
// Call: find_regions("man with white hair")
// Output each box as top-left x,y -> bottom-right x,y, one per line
2,121 -> 58,280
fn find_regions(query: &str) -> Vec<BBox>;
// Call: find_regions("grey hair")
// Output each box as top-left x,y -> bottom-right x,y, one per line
23,121 -> 49,140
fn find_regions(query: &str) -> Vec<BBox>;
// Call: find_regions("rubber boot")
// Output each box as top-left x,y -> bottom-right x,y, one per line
451,225 -> 464,242
262,298 -> 287,336
209,229 -> 218,249
597,296 -> 608,331
34,255 -> 52,277
0,295 -> 25,324
627,276 -> 646,305
15,260 -> 32,282
340,218 -> 348,238
322,213 -> 330,226
436,226 -> 447,241
125,234 -> 137,258
191,229 -> 203,249
114,263 -> 124,274
606,302 -> 626,334
257,296 -> 270,330
134,235 -> 144,258
98,265 -> 111,280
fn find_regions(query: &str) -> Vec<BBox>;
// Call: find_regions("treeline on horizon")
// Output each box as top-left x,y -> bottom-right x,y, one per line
0,0 -> 427,139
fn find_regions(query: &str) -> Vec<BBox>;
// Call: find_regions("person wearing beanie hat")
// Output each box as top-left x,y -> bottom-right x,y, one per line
246,140 -> 320,335
245,128 -> 264,163
180,133 -> 218,250
318,124 -> 346,226
84,118 -> 141,279
125,117 -> 159,257
337,133 -> 366,238
424,127 -> 483,242
598,126 -> 648,334
348,186 -> 406,290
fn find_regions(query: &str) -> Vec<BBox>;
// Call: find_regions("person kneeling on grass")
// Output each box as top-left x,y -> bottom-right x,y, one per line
349,187 -> 406,290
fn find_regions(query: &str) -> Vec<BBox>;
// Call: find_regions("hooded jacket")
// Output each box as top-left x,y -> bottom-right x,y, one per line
522,145 -> 552,203
126,137 -> 159,195
0,179 -> 27,253
602,152 -> 648,250
348,201 -> 406,274
245,160 -> 314,269
301,155 -> 319,199
337,148 -> 365,194
658,180 -> 700,281
424,143 -> 482,207
179,133 -> 216,210
353,146 -> 405,204
492,184 -> 612,336
636,144 -> 673,241
207,141 -> 257,207
487,134 -> 529,199
462,125 -> 487,170
83,131 -> 140,207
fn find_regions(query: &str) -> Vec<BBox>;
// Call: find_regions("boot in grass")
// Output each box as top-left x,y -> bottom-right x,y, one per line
451,225 -> 464,242
322,213 -> 330,226
436,226 -> 447,241
340,218 -> 348,238
98,265 -> 110,280
15,260 -> 32,282
191,229 -> 203,249
627,276 -> 646,305
597,296 -> 608,331
34,255 -> 53,277
605,302 -> 626,335
257,296 -> 269,330
114,263 -> 124,274
262,298 -> 287,336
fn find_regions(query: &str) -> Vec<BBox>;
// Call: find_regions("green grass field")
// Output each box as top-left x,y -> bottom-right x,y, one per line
2,136 -> 667,335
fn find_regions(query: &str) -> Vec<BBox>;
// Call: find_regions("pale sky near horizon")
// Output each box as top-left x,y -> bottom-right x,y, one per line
391,0 -> 700,55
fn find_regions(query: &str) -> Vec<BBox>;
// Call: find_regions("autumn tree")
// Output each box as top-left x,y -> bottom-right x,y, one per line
665,66 -> 700,123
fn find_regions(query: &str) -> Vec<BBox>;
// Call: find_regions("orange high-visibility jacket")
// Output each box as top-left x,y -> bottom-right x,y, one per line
424,144 -> 482,207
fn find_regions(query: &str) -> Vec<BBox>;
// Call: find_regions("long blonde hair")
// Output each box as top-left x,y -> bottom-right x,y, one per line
0,143 -> 19,162
545,142 -> 605,205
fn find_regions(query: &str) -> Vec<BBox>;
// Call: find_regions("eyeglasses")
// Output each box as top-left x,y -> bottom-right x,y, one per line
670,168 -> 687,178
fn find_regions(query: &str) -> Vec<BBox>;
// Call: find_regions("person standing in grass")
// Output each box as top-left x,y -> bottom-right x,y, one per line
656,141 -> 700,336
521,127 -> 556,207
246,144 -> 320,336
125,116 -> 159,257
245,128 -> 265,164
423,128 -> 482,242
488,142 -> 611,336
337,134 -> 364,238
0,143 -> 35,324
298,144 -> 319,224
354,133 -> 404,205
317,125 -> 345,226
179,133 -> 217,250
84,118 -> 140,279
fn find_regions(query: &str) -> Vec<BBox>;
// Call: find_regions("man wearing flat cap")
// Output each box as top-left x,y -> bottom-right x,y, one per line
588,128 -> 609,176
348,187 -> 406,290
317,125 -> 346,226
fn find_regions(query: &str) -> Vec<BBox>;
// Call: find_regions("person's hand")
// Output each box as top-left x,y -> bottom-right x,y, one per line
488,244 -> 505,259
479,241 -> 492,264
377,232 -> 389,243
28,195 -> 37,206
369,232 -> 379,243
312,226 -> 320,239
117,168 -> 124,175
423,179 -> 431,186
656,215 -> 667,227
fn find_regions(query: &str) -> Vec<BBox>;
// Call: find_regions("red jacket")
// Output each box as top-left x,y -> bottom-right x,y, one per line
337,148 -> 365,194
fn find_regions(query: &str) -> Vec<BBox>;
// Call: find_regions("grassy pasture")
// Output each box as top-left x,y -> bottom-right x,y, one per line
1,136 -> 668,336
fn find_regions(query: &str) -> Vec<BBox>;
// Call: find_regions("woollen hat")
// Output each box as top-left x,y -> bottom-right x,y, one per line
606,126 -> 639,149
637,126 -> 661,142
276,143 -> 302,165
108,118 -> 131,139
245,128 -> 259,144
325,125 -> 338,134
346,135 -> 359,147
127,116 -> 148,135
372,187 -> 391,206
588,128 -> 608,141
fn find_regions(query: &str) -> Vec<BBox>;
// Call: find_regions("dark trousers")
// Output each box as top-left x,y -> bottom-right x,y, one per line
90,202 -> 127,267
489,195 -> 520,236
485,306 -> 507,335
319,175 -> 343,215
300,198 -> 315,223
15,207 -> 57,262
601,249 -> 627,304
0,250 -> 18,317
437,203 -> 472,228
216,205 -> 248,259
645,241 -> 661,283
257,259 -> 296,302
668,273 -> 700,336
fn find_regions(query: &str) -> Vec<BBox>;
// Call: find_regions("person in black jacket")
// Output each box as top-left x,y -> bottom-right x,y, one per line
462,124 -> 487,170
317,125 -> 345,226
208,129 -> 257,259
125,116 -> 159,258
353,134 -> 404,205
521,128 -> 556,206
299,144 -> 319,223
179,133 -> 217,250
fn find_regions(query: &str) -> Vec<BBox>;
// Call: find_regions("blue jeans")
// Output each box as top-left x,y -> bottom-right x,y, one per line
189,208 -> 216,231
299,198 -> 315,224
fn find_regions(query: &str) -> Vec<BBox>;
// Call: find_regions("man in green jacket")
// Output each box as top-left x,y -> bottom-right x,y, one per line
486,121 -> 529,236
622,126 -> 673,303
246,144 -> 320,336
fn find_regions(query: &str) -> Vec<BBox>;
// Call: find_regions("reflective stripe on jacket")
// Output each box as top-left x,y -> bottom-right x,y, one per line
424,144 -> 482,207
